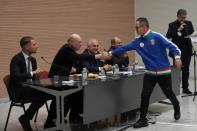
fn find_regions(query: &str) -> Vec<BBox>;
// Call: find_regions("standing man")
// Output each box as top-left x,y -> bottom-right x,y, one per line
10,36 -> 52,131
166,9 -> 194,94
110,17 -> 181,128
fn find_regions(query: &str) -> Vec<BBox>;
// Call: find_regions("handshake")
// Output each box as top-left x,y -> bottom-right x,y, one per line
95,51 -> 112,61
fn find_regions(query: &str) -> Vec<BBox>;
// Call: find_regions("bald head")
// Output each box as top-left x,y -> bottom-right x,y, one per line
111,37 -> 122,48
87,38 -> 99,54
87,38 -> 98,46
67,34 -> 82,51
67,34 -> 81,43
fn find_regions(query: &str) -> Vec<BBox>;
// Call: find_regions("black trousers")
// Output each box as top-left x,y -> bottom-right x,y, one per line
67,90 -> 83,121
140,74 -> 179,119
47,90 -> 83,122
181,53 -> 191,90
21,86 -> 54,120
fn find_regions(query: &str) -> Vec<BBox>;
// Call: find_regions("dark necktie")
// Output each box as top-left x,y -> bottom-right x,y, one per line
27,57 -> 31,73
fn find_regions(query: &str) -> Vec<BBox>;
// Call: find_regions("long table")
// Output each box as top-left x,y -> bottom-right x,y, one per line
23,77 -> 83,131
83,67 -> 181,124
23,67 -> 181,130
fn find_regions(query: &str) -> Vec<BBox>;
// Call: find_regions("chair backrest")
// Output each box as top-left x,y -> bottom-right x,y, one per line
3,74 -> 10,89
36,71 -> 49,79
3,74 -> 14,100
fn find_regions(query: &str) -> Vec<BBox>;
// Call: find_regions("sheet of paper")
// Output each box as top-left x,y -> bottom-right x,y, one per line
190,31 -> 197,43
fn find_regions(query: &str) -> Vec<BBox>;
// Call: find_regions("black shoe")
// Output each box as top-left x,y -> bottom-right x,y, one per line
44,120 -> 55,129
64,119 -> 68,123
182,89 -> 192,94
19,115 -> 33,131
69,115 -> 83,124
133,118 -> 148,128
174,105 -> 181,120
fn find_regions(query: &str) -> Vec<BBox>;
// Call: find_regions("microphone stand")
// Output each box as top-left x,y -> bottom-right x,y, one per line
181,47 -> 197,100
183,44 -> 197,100
181,28 -> 197,100
192,49 -> 197,101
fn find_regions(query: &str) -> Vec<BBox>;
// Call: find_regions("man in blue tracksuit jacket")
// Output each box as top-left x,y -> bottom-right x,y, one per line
110,17 -> 182,128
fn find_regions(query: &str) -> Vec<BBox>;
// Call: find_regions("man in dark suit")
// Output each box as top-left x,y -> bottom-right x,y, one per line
10,36 -> 53,131
44,34 -> 107,128
166,9 -> 194,94
79,38 -> 112,73
106,37 -> 129,68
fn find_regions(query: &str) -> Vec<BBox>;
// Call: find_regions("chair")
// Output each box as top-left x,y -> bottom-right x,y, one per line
3,71 -> 49,131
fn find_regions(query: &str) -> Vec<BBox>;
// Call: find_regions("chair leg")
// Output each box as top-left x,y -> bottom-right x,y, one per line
22,104 -> 26,113
34,111 -> 39,122
45,102 -> 49,112
4,102 -> 13,131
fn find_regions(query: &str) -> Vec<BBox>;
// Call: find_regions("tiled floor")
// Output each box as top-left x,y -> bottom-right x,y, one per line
1,80 -> 197,131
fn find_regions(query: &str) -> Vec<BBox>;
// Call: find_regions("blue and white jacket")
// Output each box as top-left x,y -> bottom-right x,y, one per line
112,30 -> 181,75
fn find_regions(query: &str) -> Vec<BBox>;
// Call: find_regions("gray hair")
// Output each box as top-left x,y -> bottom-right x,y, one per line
177,9 -> 187,16
136,17 -> 149,28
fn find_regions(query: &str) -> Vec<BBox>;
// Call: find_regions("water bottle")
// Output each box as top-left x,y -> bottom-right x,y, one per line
112,64 -> 119,75
132,60 -> 138,71
100,67 -> 106,76
127,66 -> 133,76
112,65 -> 115,74
114,64 -> 119,74
82,68 -> 88,82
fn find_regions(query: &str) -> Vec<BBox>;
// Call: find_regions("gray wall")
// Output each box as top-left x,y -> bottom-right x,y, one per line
135,0 -> 197,35
134,0 -> 197,79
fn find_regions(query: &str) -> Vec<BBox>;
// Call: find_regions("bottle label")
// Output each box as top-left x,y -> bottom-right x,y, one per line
82,72 -> 87,81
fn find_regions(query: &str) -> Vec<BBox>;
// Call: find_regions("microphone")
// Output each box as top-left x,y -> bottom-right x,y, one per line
41,56 -> 51,64
41,56 -> 69,71
180,22 -> 188,37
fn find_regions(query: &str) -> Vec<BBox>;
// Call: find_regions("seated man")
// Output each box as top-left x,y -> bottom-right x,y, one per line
78,38 -> 112,73
9,36 -> 53,131
44,34 -> 108,128
106,37 -> 129,68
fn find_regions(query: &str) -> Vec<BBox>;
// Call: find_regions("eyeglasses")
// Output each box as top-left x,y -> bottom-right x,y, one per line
135,25 -> 144,29
178,15 -> 186,19
93,45 -> 99,47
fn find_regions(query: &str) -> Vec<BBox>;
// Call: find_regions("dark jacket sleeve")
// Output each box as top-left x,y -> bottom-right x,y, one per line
10,57 -> 33,82
49,46 -> 97,77
106,54 -> 129,67
166,21 -> 194,39
80,50 -> 102,73
71,50 -> 96,61
166,23 -> 178,39
83,61 -> 99,72
73,61 -> 83,74
187,21 -> 194,35
69,49 -> 99,72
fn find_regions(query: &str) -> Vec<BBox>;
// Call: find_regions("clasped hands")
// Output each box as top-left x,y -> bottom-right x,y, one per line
95,51 -> 112,60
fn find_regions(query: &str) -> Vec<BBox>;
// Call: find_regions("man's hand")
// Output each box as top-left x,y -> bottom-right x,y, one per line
32,68 -> 42,75
70,67 -> 77,74
178,22 -> 186,32
123,52 -> 128,58
175,60 -> 182,68
102,51 -> 112,60
103,64 -> 112,71
95,52 -> 111,60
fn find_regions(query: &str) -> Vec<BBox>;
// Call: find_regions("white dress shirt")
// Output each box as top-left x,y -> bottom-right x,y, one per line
22,51 -> 33,76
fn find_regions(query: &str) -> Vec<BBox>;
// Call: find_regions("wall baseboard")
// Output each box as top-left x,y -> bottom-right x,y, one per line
0,97 -> 10,104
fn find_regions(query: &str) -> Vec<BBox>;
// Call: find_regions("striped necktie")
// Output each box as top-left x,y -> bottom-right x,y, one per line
27,57 -> 31,73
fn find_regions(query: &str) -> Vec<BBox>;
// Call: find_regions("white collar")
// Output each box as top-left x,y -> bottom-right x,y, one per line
22,51 -> 30,60
142,29 -> 151,37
